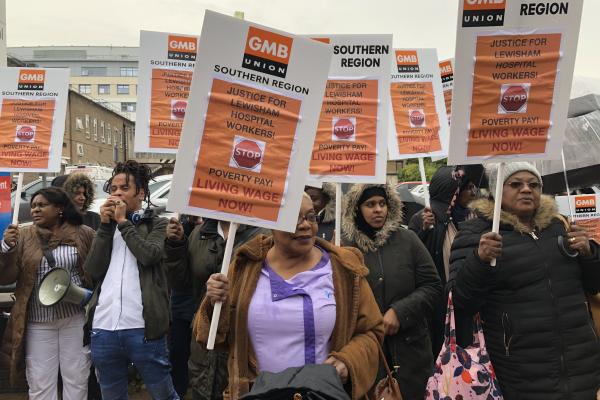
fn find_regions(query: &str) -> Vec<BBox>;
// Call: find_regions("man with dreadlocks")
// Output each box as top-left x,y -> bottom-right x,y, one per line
83,160 -> 179,400
408,164 -> 486,356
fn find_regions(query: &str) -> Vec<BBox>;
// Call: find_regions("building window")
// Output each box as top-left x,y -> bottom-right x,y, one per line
117,84 -> 129,95
107,124 -> 112,144
75,117 -> 84,131
85,114 -> 90,138
118,129 -> 123,148
98,84 -> 110,95
79,84 -> 91,94
100,121 -> 105,143
121,102 -> 136,112
120,67 -> 138,77
81,67 -> 107,76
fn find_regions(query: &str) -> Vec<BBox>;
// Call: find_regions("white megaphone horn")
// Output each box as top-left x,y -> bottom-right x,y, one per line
38,268 -> 92,307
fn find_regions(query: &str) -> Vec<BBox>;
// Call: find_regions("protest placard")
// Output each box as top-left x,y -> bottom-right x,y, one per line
135,31 -> 199,153
449,0 -> 584,165
439,58 -> 454,125
168,11 -> 332,233
556,194 -> 600,245
388,48 -> 449,160
0,68 -> 69,172
307,35 -> 391,184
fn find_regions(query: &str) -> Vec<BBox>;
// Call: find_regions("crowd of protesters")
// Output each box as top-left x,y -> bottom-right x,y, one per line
0,160 -> 598,400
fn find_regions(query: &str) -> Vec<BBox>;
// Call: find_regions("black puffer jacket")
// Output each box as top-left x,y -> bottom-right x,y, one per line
449,196 -> 600,400
342,184 -> 442,400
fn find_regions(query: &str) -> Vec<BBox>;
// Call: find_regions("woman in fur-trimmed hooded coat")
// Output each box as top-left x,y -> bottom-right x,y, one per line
63,173 -> 101,230
342,184 -> 442,399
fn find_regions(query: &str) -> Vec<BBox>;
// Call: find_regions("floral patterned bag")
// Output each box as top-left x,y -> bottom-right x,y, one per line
425,292 -> 503,400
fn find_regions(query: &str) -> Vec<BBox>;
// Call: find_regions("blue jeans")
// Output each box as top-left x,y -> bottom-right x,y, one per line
90,328 -> 179,400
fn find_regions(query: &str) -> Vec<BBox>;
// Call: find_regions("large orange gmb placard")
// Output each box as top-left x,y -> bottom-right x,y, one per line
0,99 -> 55,169
390,81 -> 442,155
467,33 -> 561,157
310,79 -> 378,176
149,69 -> 193,149
189,78 -> 301,222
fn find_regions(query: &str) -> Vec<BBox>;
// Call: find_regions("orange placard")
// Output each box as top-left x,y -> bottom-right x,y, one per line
390,81 -> 442,155
576,219 -> 600,245
189,78 -> 301,222
0,175 -> 10,213
0,99 -> 55,169
310,79 -> 378,176
149,69 -> 193,149
467,33 -> 561,157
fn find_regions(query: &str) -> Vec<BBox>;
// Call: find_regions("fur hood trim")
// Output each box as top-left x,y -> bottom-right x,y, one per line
342,184 -> 403,253
235,234 -> 369,277
320,183 -> 336,224
470,195 -> 558,233
64,173 -> 95,212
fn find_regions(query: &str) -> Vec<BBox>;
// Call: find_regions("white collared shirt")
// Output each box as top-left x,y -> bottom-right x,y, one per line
93,227 -> 145,330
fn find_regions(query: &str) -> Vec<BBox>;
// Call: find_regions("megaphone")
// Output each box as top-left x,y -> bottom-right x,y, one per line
38,268 -> 92,307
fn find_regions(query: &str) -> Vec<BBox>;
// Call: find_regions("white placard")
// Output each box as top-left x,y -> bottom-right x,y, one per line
388,48 -> 449,160
0,67 -> 69,172
135,30 -> 199,154
449,0 -> 584,165
307,34 -> 392,184
168,11 -> 332,232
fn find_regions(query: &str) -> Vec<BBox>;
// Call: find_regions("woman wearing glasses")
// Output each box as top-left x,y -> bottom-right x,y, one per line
449,162 -> 600,400
195,193 -> 384,400
342,184 -> 442,400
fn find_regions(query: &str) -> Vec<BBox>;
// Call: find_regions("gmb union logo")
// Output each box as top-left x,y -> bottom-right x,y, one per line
462,0 -> 506,27
439,60 -> 454,83
18,69 -> 46,90
575,195 -> 596,214
396,50 -> 420,73
242,26 -> 293,78
15,125 -> 36,143
167,35 -> 197,61
229,136 -> 266,173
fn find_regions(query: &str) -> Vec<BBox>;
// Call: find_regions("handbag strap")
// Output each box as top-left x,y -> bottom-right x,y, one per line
39,237 -> 57,269
377,340 -> 395,380
443,292 -> 457,346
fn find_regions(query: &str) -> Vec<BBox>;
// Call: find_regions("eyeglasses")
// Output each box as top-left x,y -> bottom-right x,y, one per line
504,181 -> 542,191
297,212 -> 318,225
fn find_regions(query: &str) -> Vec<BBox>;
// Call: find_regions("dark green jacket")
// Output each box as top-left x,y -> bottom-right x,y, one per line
342,184 -> 442,400
84,216 -> 170,340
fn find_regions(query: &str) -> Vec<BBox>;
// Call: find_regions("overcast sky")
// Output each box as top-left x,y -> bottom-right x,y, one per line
5,0 -> 600,81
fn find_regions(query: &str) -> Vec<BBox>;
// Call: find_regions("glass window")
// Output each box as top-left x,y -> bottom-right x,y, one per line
75,117 -> 84,130
93,119 -> 98,141
98,84 -> 110,94
107,124 -> 112,144
81,67 -> 107,76
85,114 -> 90,138
117,84 -> 129,94
121,102 -> 136,112
120,67 -> 138,77
78,84 -> 91,94
100,121 -> 105,143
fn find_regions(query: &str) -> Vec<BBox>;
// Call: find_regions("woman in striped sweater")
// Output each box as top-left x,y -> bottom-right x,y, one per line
0,187 -> 95,400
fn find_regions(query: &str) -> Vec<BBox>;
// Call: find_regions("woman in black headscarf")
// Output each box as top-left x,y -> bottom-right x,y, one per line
343,184 -> 442,399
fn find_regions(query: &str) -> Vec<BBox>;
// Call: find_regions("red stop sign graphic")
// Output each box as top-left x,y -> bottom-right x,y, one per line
233,139 -> 262,169
409,110 -> 425,127
500,85 -> 528,113
171,101 -> 187,119
16,126 -> 35,141
333,119 -> 355,139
